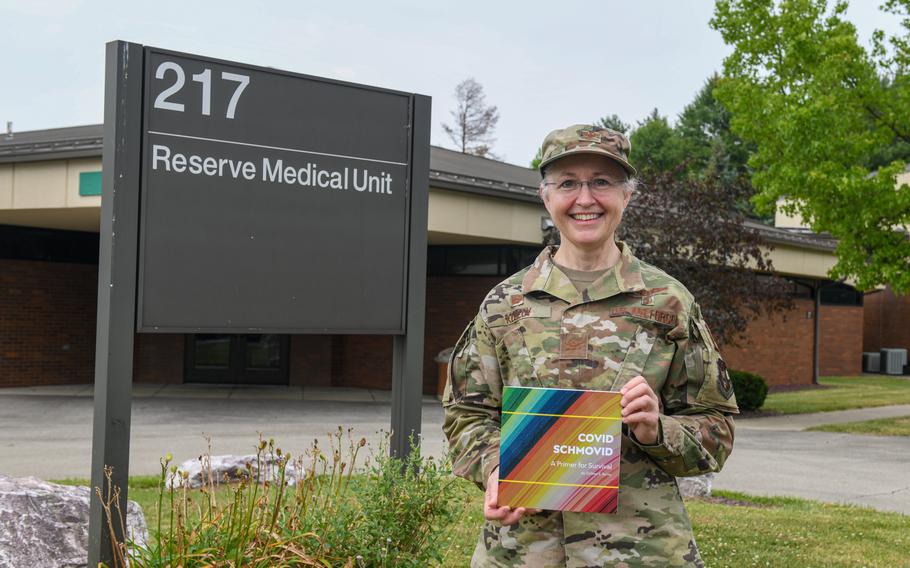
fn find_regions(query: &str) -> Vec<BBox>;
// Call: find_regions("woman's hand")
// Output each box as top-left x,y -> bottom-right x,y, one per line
484,467 -> 540,524
620,375 -> 661,445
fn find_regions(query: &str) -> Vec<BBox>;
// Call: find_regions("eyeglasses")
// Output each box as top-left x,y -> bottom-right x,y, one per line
542,177 -> 625,194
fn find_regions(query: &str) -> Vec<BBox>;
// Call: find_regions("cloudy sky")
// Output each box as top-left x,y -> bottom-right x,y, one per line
1,0 -> 902,166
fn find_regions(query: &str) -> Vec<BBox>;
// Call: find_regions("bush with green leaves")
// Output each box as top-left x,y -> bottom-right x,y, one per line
729,369 -> 768,411
97,431 -> 461,567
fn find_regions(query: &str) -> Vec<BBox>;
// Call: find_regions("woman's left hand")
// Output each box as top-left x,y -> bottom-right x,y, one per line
620,375 -> 661,445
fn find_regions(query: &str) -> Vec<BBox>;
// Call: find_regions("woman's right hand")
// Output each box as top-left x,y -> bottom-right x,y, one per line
484,467 -> 539,524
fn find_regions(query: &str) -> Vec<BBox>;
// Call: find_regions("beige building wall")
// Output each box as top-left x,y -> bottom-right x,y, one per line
428,187 -> 544,245
774,199 -> 809,229
0,158 -> 103,232
0,158 -> 102,209
765,243 -> 837,280
0,165 -> 12,208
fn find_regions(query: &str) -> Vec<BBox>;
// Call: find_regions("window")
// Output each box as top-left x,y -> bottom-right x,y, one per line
0,225 -> 99,264
427,245 -> 541,276
820,282 -> 863,306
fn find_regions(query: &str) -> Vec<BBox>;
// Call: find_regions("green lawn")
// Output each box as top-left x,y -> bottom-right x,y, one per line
762,375 -> 910,414
807,415 -> 910,436
56,477 -> 910,567
437,484 -> 910,568
690,491 -> 910,567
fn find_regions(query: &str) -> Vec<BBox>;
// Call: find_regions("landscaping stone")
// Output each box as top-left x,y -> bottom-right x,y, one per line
677,473 -> 714,498
169,453 -> 301,488
0,475 -> 147,568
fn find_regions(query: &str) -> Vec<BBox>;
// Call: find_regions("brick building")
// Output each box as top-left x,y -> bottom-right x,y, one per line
0,125 -> 872,393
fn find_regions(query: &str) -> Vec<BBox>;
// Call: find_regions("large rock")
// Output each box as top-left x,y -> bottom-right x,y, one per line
0,475 -> 147,568
676,473 -> 715,498
169,454 -> 302,489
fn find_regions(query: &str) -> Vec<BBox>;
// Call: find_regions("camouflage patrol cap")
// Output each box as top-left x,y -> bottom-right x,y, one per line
538,124 -> 636,177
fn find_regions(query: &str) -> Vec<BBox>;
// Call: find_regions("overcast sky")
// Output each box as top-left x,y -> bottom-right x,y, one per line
1,0 -> 902,167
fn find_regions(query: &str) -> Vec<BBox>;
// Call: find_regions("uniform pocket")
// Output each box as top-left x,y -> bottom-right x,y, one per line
445,321 -> 476,405
498,327 -> 539,386
610,325 -> 657,390
497,325 -> 563,387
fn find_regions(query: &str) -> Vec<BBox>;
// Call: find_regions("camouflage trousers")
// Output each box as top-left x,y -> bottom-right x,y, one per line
471,509 -> 704,568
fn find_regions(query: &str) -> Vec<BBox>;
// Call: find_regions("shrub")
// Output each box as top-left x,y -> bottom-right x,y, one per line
729,369 -> 768,411
97,431 -> 460,567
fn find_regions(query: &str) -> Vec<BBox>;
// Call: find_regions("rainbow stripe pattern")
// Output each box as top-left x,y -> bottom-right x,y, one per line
499,386 -> 621,513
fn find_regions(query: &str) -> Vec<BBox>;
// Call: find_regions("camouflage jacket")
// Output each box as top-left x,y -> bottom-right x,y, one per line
443,243 -> 738,567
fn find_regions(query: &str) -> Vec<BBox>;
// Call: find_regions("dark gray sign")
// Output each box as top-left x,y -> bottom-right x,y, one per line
90,42 -> 429,566
139,48 -> 414,333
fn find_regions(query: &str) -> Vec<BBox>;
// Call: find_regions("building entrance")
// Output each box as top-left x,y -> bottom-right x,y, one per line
185,334 -> 289,385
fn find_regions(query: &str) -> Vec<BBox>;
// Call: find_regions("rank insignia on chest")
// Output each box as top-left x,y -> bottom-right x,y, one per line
510,294 -> 524,307
559,330 -> 589,360
632,287 -> 668,306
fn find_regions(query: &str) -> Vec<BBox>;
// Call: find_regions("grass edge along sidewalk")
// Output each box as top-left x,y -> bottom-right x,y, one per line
761,375 -> 910,415
54,476 -> 910,568
807,414 -> 910,436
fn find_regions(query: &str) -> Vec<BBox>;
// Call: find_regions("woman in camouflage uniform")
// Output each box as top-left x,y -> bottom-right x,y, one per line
443,124 -> 739,567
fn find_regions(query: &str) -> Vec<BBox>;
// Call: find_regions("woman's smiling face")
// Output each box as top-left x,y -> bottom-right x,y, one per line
540,153 -> 632,252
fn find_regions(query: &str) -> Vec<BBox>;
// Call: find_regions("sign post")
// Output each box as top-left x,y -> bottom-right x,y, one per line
88,40 -> 430,565
391,94 -> 430,458
87,41 -> 144,565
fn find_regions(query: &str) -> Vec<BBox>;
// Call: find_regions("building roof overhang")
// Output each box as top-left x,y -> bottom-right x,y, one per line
0,124 -> 543,200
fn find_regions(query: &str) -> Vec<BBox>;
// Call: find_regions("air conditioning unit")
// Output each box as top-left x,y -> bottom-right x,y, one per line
862,352 -> 881,373
880,348 -> 907,375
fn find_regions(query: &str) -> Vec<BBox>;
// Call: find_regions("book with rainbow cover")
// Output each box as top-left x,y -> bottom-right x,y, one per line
498,386 -> 622,513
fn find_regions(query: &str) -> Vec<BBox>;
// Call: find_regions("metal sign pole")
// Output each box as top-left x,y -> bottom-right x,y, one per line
391,94 -> 431,458
87,40 -> 144,567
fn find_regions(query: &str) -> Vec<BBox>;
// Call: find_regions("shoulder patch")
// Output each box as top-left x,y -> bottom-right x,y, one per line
716,359 -> 734,399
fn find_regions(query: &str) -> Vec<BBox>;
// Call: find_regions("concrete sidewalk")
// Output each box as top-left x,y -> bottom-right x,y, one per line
713,405 -> 910,515
0,388 -> 446,482
736,405 -> 910,431
0,383 -> 411,403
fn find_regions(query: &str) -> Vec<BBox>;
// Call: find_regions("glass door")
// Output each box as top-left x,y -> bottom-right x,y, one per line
185,334 -> 289,384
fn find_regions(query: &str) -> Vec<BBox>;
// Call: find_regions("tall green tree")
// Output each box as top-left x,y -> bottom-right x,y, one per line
711,0 -> 910,293
629,109 -> 686,174
598,114 -> 631,135
676,74 -> 753,185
